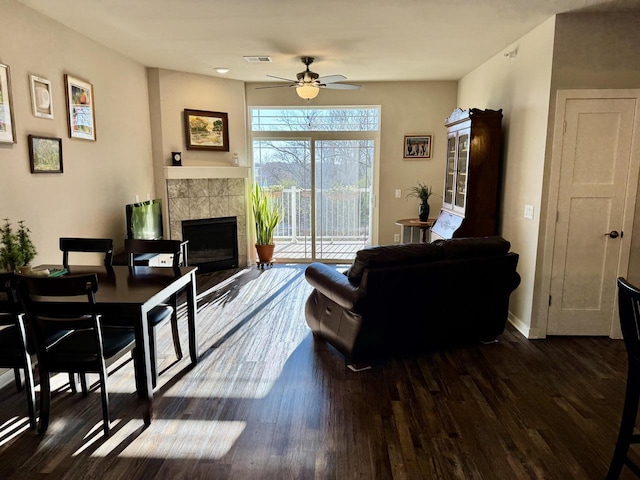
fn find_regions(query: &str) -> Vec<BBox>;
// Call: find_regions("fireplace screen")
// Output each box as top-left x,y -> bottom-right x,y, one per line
182,216 -> 238,272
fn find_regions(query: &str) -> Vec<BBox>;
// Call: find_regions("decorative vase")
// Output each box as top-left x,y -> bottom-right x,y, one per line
419,202 -> 430,222
255,244 -> 275,264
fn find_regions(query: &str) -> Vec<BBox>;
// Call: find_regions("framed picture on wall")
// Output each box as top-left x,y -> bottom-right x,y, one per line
28,135 -> 63,173
65,74 -> 96,141
0,63 -> 16,144
184,109 -> 229,151
403,134 -> 432,159
30,75 -> 54,119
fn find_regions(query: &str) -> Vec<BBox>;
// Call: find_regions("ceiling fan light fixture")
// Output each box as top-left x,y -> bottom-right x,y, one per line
296,84 -> 319,100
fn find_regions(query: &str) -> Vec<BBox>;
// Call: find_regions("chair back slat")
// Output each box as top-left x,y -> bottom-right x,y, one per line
617,277 -> 640,361
60,237 -> 114,270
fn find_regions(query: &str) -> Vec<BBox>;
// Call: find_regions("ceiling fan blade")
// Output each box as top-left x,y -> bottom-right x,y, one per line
255,84 -> 296,89
321,83 -> 361,90
317,74 -> 347,84
266,74 -> 298,83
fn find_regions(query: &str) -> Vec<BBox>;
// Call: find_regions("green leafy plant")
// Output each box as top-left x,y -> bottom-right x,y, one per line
406,181 -> 433,204
0,219 -> 37,271
17,221 -> 37,266
251,183 -> 282,245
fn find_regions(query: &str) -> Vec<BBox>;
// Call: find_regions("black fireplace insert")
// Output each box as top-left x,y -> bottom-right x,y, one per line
182,216 -> 238,273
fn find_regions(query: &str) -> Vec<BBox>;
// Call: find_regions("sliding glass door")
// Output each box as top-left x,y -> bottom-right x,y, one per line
251,107 -> 379,262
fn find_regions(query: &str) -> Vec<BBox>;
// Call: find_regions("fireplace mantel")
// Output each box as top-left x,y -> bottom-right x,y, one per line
164,166 -> 250,180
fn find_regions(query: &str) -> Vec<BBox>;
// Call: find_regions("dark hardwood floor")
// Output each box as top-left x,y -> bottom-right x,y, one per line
0,264 -> 636,479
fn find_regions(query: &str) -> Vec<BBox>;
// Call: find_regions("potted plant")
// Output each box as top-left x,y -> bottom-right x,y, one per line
406,181 -> 433,221
251,183 -> 282,265
0,219 -> 37,272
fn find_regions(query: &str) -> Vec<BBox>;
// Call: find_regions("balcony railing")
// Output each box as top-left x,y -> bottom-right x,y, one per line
268,187 -> 371,246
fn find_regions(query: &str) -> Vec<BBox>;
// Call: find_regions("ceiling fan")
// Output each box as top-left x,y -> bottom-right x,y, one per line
256,57 -> 360,100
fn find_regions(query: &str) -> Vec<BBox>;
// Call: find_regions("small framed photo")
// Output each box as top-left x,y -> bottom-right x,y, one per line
403,134 -> 432,159
65,74 -> 96,141
0,63 -> 16,144
184,109 -> 229,151
28,135 -> 63,173
30,75 -> 54,119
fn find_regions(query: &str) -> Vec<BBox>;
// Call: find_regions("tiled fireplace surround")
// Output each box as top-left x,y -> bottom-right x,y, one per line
165,174 -> 248,268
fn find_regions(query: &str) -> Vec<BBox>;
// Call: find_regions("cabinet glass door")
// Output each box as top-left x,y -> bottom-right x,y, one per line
454,129 -> 470,211
444,134 -> 456,206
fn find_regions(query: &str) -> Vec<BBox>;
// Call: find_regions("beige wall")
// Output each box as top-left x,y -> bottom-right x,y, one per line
458,12 -> 640,339
0,0 -> 154,262
549,13 -> 640,288
245,81 -> 457,245
457,17 -> 556,337
147,68 -> 247,174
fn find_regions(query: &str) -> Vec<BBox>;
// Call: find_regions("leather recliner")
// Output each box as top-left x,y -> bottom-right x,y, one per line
304,236 -> 521,362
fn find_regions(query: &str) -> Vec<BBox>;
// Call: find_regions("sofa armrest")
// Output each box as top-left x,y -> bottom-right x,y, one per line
305,263 -> 364,310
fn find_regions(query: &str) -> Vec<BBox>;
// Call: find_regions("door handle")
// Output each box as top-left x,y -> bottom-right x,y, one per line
604,230 -> 622,239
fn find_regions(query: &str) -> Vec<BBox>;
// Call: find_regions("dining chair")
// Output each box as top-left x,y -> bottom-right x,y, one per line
60,237 -> 115,392
60,237 -> 114,271
125,239 -> 184,387
17,273 -> 137,436
0,272 -> 36,430
607,277 -> 640,479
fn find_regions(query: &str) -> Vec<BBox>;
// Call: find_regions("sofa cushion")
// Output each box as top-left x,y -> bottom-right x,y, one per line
433,236 -> 511,259
347,243 -> 444,284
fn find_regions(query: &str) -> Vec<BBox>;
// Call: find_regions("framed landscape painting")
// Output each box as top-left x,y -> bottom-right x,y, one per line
403,134 -> 432,159
65,74 -> 96,141
184,109 -> 229,151
28,135 -> 63,173
0,63 -> 16,144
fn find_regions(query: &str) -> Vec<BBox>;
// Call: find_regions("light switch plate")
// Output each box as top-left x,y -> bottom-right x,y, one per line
524,204 -> 534,219
394,233 -> 400,243
395,189 -> 402,198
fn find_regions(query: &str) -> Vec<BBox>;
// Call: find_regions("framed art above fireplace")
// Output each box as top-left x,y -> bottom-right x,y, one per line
184,109 -> 229,151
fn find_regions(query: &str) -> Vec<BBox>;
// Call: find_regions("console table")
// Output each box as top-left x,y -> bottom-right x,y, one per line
113,240 -> 189,267
395,218 -> 435,243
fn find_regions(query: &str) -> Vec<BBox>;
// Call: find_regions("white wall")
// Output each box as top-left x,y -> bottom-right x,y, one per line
0,0 -> 154,261
245,81 -> 458,245
457,17 -> 556,337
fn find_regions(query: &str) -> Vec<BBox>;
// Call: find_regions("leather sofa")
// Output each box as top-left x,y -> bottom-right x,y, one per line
304,236 -> 521,362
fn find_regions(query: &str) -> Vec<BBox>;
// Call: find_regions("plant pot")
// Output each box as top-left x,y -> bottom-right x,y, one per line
419,202 -> 430,222
18,265 -> 32,274
255,244 -> 275,264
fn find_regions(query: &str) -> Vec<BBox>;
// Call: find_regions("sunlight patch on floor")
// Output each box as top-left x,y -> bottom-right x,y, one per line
0,416 -> 30,447
164,336 -> 306,399
91,420 -> 246,459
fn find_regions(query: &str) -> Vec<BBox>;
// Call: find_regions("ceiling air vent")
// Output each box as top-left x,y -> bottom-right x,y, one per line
244,56 -> 272,63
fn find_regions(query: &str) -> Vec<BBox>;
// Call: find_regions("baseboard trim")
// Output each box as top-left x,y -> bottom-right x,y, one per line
508,312 -> 547,339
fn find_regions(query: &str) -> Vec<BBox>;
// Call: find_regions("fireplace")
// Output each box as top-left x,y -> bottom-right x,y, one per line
182,216 -> 238,273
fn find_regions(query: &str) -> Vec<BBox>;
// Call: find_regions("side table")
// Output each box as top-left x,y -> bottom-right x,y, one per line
395,218 -> 435,243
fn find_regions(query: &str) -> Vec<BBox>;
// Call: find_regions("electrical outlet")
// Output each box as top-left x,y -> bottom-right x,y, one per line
395,189 -> 402,198
394,233 -> 400,243
524,204 -> 534,219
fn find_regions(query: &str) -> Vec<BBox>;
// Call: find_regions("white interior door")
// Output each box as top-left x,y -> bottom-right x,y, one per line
547,96 -> 638,335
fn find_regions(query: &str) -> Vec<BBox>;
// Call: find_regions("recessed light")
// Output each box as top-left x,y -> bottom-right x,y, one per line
215,67 -> 230,74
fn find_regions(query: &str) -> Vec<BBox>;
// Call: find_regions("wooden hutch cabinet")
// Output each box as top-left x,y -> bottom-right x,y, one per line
431,108 -> 503,240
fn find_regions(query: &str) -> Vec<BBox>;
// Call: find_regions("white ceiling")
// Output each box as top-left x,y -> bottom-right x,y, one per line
16,0 -> 640,83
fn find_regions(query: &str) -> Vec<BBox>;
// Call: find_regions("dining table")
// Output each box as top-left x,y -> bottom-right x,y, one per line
32,264 -> 198,425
